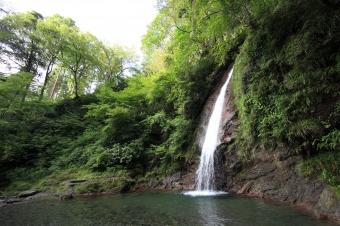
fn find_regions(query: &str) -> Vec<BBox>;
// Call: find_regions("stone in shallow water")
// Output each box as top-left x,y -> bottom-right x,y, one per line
6,198 -> 21,204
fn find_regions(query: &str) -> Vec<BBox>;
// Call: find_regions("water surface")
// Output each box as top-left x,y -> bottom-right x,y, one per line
0,190 -> 338,226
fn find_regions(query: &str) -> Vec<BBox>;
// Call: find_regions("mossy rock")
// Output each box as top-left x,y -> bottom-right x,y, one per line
18,190 -> 39,198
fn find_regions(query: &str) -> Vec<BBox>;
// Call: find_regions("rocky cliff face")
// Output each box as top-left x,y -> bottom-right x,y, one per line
217,72 -> 340,220
223,143 -> 340,220
184,68 -> 340,220
162,68 -> 340,220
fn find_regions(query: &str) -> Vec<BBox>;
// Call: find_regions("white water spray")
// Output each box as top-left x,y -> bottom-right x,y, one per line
184,68 -> 233,196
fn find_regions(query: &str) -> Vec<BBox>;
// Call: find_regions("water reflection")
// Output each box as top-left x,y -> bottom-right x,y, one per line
196,197 -> 226,226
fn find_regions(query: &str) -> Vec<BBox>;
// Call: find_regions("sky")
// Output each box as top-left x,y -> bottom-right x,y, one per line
6,0 -> 159,54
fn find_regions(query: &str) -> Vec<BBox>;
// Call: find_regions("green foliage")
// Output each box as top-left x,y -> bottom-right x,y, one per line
315,130 -> 340,150
73,173 -> 134,193
298,151 -> 340,191
232,0 -> 340,154
80,141 -> 142,172
2,0 -> 340,195
3,167 -> 50,194
103,107 -> 140,144
152,116 -> 196,175
0,73 -> 53,168
0,11 -> 44,75
1,3 -> 207,193
0,93 -> 100,189
0,10 -> 139,100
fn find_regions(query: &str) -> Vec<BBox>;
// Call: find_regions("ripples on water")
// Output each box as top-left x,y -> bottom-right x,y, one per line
0,190 -> 338,226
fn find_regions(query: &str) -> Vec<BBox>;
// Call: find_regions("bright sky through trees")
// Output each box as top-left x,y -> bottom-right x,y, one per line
7,0 -> 158,54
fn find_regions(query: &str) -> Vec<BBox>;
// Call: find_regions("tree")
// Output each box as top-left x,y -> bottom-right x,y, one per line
95,43 -> 138,89
0,11 -> 44,74
0,72 -> 34,166
0,11 -> 45,101
36,14 -> 77,100
59,31 -> 99,98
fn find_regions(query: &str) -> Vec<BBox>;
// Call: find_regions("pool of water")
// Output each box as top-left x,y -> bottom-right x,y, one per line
0,190 -> 338,226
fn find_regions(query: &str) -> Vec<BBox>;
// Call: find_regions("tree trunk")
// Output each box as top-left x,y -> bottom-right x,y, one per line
39,57 -> 55,101
21,43 -> 35,102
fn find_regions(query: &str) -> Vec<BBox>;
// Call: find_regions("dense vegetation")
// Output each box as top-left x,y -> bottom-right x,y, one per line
0,0 -> 339,195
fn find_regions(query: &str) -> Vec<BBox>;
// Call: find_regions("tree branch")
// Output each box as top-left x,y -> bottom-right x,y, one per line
202,10 -> 222,20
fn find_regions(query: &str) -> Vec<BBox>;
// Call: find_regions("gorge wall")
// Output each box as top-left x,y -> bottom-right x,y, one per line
219,70 -> 340,220
168,68 -> 340,221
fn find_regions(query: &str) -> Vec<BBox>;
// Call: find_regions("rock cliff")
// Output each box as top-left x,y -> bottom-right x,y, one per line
216,71 -> 340,220
163,68 -> 340,221
189,68 -> 340,220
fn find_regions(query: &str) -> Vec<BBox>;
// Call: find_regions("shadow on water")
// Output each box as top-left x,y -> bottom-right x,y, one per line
0,190 -> 338,226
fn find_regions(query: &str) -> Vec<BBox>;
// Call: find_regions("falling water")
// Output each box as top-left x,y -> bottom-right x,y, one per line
185,68 -> 233,196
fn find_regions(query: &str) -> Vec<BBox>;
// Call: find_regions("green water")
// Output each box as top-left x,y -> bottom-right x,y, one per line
0,190 -> 338,226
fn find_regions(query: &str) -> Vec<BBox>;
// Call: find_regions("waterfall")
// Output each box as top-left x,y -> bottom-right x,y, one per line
184,68 -> 233,196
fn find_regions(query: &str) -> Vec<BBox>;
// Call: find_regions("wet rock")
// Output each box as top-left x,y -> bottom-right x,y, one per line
237,182 -> 252,194
0,199 -> 6,207
18,190 -> 39,198
163,172 -> 181,189
230,161 -> 243,174
148,179 -> 159,188
245,164 -> 277,180
173,182 -> 183,189
274,146 -> 295,161
6,198 -> 21,204
316,187 -> 340,217
222,119 -> 239,143
60,187 -> 74,200
214,145 -> 227,190
25,192 -> 58,201
179,173 -> 195,190
59,193 -> 73,200
223,145 -> 340,219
